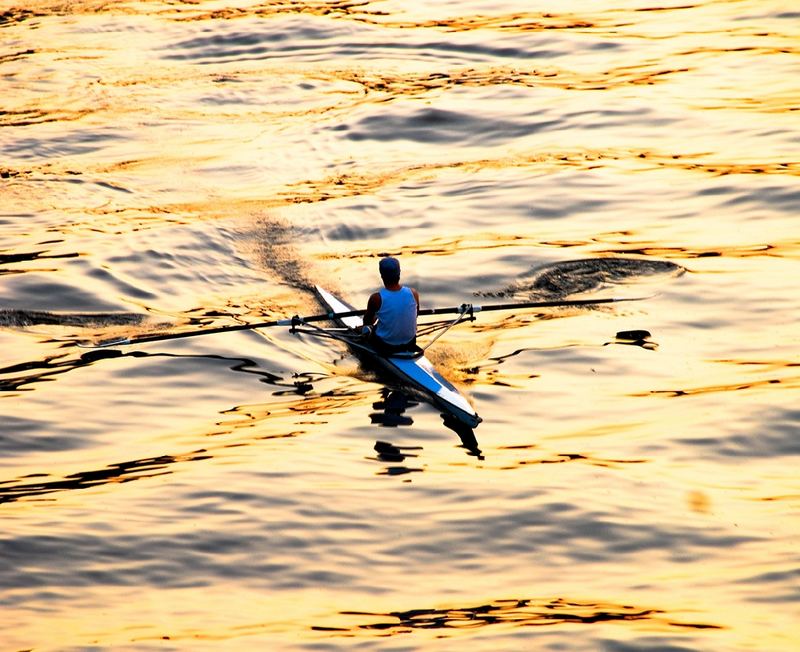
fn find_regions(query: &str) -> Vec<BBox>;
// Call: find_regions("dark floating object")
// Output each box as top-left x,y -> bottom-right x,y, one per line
611,329 -> 658,350
616,329 -> 651,341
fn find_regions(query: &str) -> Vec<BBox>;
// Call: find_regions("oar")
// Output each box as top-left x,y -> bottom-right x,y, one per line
79,313 -> 342,348
420,295 -> 649,317
78,295 -> 649,348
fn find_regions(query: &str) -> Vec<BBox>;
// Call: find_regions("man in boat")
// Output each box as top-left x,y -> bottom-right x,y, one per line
362,256 -> 420,355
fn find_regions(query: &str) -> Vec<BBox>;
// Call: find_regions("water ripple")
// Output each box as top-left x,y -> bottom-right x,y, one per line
677,406 -> 800,460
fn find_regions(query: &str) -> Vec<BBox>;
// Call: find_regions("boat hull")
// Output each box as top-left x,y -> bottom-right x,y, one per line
314,286 -> 481,429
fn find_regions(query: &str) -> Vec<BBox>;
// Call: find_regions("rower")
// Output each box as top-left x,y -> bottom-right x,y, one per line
362,256 -> 420,356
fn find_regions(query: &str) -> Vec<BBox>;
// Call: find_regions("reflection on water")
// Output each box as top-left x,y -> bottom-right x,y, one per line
0,348 -> 284,393
370,389 -> 417,428
0,449 -> 211,504
371,387 -> 483,459
494,443 -> 647,471
370,438 -> 424,477
1,0 -> 799,650
318,596 -> 721,635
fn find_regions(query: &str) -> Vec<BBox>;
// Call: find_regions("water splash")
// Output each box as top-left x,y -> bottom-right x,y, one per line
483,257 -> 684,300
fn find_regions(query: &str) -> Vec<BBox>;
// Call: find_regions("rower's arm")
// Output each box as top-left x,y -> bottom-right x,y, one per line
363,292 -> 381,327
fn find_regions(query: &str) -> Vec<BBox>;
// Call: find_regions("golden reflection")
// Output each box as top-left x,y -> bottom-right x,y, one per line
151,0 -> 755,44
755,493 -> 800,503
11,141 -> 797,239
425,340 -> 493,385
167,0 -> 387,23
594,241 -> 800,260
314,597 -> 721,635
0,106 -> 94,128
332,63 -> 690,98
697,90 -> 798,114
632,373 -> 800,398
494,445 -> 647,470
354,12 -> 600,32
688,490 -> 712,514
275,150 -> 634,206
0,449 -> 211,504
128,2 -> 613,32
271,148 -> 799,209
0,1 -> 128,22
221,385 -> 376,425
0,374 -> 376,505
317,233 -> 800,273
665,160 -> 800,177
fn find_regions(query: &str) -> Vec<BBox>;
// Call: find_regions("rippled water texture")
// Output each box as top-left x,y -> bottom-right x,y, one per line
1,1 -> 798,650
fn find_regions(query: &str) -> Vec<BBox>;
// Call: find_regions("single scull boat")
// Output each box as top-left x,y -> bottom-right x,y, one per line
313,286 -> 482,429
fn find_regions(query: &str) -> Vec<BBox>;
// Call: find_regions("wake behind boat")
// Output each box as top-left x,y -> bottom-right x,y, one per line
312,286 -> 482,429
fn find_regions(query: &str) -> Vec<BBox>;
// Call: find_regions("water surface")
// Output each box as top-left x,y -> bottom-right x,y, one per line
1,1 -> 798,650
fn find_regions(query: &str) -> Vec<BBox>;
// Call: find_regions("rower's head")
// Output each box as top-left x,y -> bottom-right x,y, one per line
379,256 -> 401,285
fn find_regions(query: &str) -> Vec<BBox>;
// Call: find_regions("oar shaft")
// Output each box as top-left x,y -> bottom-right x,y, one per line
417,295 -> 640,317
475,295 -> 640,313
81,295 -> 647,348
100,319 -> 285,346
84,310 -> 364,348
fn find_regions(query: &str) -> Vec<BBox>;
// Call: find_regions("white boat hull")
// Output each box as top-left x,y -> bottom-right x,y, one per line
314,286 -> 481,429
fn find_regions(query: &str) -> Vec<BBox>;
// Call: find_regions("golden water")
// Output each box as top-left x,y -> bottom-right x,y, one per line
1,1 -> 798,649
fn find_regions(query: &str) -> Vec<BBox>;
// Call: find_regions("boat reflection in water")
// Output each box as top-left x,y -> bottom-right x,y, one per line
370,389 -> 416,428
369,388 -> 483,459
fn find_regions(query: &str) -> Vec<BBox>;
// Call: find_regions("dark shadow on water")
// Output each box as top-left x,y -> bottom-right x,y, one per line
0,350 -> 318,503
0,450 -> 211,504
442,415 -> 483,459
369,390 -> 417,427
480,256 -> 684,301
367,392 -> 424,476
0,251 -> 81,275
272,371 -> 326,396
0,348 -> 289,393
370,439 -> 424,476
313,597 -> 721,634
607,329 -> 658,350
373,440 -> 419,463
369,388 -> 482,459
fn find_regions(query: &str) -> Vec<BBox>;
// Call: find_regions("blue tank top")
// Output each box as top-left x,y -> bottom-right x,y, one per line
375,287 -> 417,345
